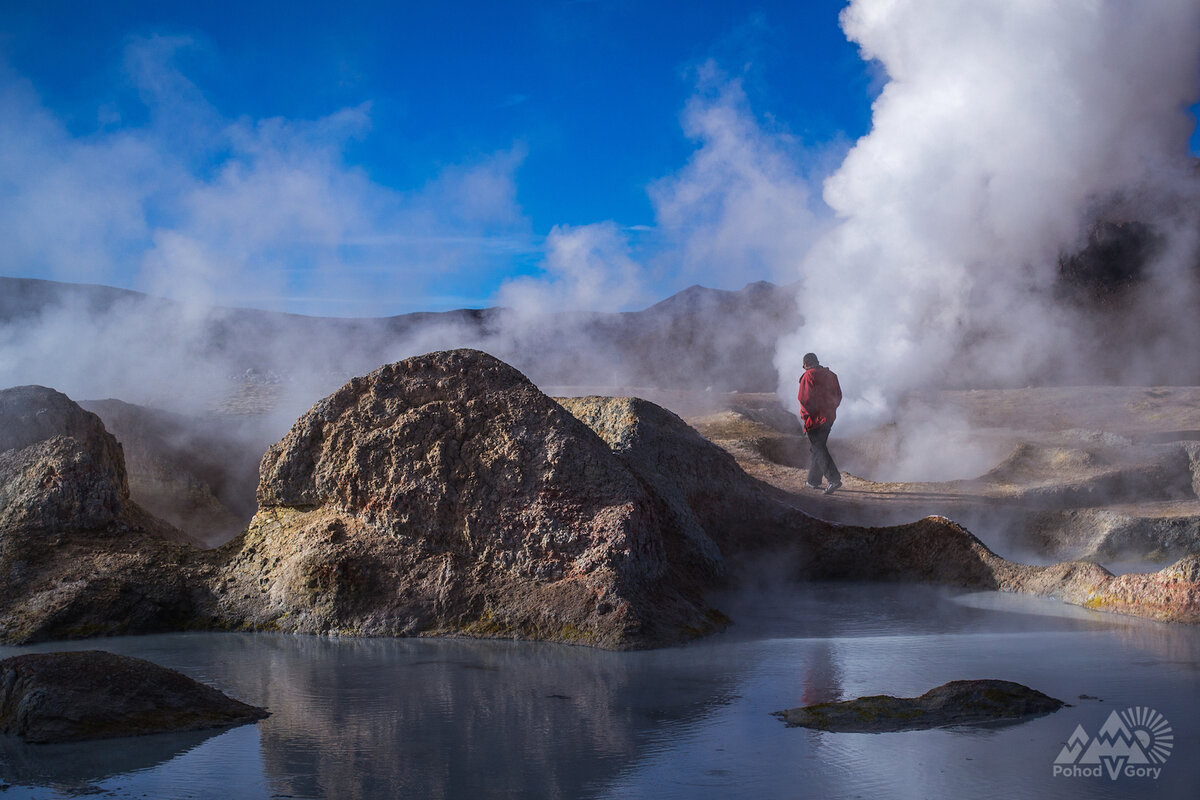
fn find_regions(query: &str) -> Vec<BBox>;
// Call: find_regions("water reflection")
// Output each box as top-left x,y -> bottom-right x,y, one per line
0,584 -> 1197,799
0,727 -> 224,792
235,636 -> 747,799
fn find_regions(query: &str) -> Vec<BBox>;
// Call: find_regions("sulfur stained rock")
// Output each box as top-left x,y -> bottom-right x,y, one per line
1074,553 -> 1200,623
211,349 -> 726,649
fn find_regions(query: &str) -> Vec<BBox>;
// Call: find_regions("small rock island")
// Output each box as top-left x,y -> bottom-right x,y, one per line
773,679 -> 1066,732
0,650 -> 268,743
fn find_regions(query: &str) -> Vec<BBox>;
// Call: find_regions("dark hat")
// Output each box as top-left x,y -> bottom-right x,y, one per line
802,353 -> 819,368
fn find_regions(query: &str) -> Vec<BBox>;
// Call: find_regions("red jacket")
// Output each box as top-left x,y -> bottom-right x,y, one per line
797,366 -> 842,432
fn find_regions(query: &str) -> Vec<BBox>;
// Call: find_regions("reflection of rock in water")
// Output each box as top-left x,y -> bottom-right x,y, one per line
799,640 -> 842,707
0,726 -> 227,790
210,634 -> 745,800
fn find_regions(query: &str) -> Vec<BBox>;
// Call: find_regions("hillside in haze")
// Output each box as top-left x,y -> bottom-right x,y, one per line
0,276 -> 802,418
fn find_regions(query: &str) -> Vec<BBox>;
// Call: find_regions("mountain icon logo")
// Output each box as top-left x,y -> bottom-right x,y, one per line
1054,724 -> 1090,764
1053,706 -> 1172,781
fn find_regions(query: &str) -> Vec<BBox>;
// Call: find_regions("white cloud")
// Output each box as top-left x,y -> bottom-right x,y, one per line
0,35 -> 533,317
497,221 -> 648,313
500,62 -> 830,314
650,62 -> 828,288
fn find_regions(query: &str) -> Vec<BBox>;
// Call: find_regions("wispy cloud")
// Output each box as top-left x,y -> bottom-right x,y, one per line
0,35 -> 533,317
497,60 -> 830,312
650,61 -> 830,287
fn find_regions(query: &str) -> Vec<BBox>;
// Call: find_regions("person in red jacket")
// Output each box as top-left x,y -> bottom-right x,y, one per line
797,352 -> 843,494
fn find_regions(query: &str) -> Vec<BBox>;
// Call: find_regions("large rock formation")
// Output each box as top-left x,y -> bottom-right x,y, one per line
546,395 -> 1200,624
0,650 -> 267,743
556,395 -> 808,558
0,386 -> 205,644
209,350 -> 727,648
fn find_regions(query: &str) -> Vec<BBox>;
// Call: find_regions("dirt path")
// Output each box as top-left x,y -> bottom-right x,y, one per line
682,388 -> 1200,565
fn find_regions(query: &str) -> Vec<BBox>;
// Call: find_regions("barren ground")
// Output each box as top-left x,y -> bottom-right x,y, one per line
635,386 -> 1200,568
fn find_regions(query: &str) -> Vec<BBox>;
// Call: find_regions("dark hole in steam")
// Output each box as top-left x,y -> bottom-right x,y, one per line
1056,220 -> 1163,304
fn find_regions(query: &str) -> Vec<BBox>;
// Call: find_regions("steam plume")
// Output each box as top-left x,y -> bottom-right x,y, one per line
777,0 -> 1200,431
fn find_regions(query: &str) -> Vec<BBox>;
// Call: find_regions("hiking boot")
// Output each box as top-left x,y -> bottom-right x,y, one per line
804,481 -> 822,490
823,481 -> 842,495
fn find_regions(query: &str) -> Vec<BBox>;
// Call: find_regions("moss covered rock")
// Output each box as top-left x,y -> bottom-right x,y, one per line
774,679 -> 1065,732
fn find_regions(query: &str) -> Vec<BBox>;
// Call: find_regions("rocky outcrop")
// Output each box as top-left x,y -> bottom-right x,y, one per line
551,396 -> 1200,625
1075,554 -> 1200,623
0,386 -> 207,644
0,651 -> 267,743
694,395 -> 1200,563
557,395 -> 811,558
209,349 -> 726,649
1022,505 -> 1200,562
773,679 -> 1065,732
0,386 -> 129,534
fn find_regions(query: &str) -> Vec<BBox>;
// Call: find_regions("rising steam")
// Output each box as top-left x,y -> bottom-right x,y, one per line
776,0 -> 1200,433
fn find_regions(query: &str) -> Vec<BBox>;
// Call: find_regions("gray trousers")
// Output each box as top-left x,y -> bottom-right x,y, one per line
806,422 -> 841,486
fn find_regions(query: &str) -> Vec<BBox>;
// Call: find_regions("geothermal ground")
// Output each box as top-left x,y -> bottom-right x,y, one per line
5,350 -> 1200,651
99,372 -> 1200,575
684,385 -> 1200,568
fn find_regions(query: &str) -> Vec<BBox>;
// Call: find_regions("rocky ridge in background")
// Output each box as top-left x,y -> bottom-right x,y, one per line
0,276 -> 802,399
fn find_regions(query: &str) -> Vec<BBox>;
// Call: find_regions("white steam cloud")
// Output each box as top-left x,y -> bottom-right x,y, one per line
496,222 -> 649,314
0,35 -> 533,316
777,0 -> 1200,434
650,63 -> 829,287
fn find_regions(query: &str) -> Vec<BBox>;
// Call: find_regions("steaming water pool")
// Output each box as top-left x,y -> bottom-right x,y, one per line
2,584 -> 1198,799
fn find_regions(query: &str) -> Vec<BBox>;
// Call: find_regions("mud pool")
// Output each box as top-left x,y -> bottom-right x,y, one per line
1,584 -> 1198,799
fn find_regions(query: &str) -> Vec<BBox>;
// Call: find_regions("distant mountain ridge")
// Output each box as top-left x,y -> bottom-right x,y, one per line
0,276 -> 802,395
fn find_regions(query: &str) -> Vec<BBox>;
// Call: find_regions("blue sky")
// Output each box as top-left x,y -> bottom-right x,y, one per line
0,1 -> 877,315
1,1 -> 1197,317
